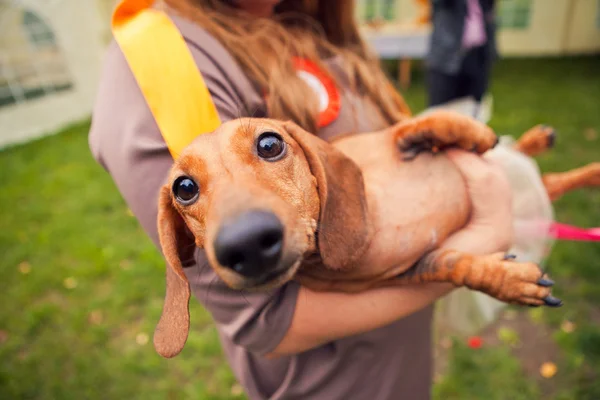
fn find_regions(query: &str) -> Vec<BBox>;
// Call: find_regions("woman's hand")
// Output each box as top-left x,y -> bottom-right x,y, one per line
445,149 -> 513,254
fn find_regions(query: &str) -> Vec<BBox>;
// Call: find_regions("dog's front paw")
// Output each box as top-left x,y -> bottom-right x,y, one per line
393,111 -> 498,161
469,252 -> 562,308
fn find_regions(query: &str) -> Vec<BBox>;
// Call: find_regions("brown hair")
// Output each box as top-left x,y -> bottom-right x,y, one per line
163,0 -> 411,133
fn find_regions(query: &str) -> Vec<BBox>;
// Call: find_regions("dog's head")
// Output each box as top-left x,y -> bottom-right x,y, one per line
154,118 -> 369,357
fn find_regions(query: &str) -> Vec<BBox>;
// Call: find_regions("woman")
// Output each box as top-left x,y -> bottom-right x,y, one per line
89,1 -> 512,399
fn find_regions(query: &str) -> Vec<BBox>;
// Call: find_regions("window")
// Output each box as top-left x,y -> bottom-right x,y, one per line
357,0 -> 397,23
498,0 -> 533,30
23,11 -> 57,48
0,7 -> 73,108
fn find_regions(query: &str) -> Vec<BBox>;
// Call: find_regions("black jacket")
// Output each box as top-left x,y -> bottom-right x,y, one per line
426,0 -> 498,74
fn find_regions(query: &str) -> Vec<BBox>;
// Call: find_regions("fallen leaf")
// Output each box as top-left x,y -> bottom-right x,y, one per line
230,383 -> 244,396
63,277 -> 78,289
88,310 -> 103,325
497,327 -> 520,346
440,337 -> 453,349
136,333 -> 149,345
18,262 -> 31,275
540,361 -> 557,378
0,330 -> 8,344
584,128 -> 598,141
528,307 -> 545,324
119,260 -> 132,270
467,336 -> 483,349
503,309 -> 518,321
561,320 -> 576,333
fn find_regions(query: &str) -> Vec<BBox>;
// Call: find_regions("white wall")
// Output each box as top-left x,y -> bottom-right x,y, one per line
361,0 -> 600,57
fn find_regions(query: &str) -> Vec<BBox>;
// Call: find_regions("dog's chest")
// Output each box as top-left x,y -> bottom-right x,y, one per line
305,134 -> 471,283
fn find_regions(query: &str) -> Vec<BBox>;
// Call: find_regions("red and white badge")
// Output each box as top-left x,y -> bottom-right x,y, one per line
292,57 -> 341,127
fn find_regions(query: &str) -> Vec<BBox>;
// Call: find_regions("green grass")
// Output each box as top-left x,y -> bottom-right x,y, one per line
1,56 -> 599,399
434,340 -> 540,400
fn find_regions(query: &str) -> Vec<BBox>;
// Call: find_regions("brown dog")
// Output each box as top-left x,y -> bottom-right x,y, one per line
154,111 -> 599,357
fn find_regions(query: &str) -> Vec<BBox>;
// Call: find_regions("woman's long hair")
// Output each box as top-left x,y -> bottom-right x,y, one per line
163,0 -> 411,133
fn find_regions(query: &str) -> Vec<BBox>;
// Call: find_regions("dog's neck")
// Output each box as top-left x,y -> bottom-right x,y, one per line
300,224 -> 375,274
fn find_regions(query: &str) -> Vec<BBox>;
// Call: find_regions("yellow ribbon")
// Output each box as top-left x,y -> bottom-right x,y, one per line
111,0 -> 221,158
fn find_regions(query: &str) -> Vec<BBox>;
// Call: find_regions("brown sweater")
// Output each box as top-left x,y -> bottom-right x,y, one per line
89,14 -> 433,400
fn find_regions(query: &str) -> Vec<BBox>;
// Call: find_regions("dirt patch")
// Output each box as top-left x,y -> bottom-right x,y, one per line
434,309 -> 563,395
588,305 -> 600,325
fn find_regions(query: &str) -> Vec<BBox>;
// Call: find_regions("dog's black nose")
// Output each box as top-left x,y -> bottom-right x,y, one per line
214,210 -> 284,279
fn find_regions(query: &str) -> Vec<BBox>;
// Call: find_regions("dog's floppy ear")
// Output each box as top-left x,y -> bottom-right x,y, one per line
154,185 -> 192,358
283,121 -> 371,270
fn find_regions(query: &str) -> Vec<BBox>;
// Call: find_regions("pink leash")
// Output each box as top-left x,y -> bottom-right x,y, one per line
549,222 -> 600,242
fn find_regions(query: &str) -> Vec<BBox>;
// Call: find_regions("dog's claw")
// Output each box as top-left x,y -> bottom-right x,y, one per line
401,150 -> 418,161
503,253 -> 517,260
547,129 -> 556,148
543,295 -> 563,307
493,136 -> 500,148
400,142 -> 428,161
537,278 -> 555,287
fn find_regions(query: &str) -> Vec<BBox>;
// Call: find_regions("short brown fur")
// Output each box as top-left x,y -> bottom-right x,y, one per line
154,111 -> 599,357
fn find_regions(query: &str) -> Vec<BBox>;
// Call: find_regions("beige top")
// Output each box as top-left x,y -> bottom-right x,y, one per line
89,14 -> 434,400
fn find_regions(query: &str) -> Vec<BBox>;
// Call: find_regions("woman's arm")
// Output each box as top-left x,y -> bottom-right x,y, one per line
269,283 -> 452,357
269,149 -> 513,356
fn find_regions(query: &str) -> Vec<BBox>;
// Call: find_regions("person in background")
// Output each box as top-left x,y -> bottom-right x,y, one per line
426,0 -> 498,111
89,0 -> 512,398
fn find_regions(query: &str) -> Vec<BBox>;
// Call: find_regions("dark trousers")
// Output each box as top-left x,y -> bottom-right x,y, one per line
427,45 -> 492,107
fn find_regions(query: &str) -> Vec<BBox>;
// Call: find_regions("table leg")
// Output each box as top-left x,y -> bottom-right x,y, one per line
398,59 -> 412,90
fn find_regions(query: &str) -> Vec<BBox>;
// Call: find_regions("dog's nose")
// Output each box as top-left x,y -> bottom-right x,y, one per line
214,210 -> 284,279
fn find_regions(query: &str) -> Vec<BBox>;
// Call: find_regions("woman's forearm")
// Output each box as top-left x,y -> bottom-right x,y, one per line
268,282 -> 452,357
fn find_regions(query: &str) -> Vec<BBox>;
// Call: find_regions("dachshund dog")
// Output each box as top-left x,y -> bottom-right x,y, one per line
154,111 -> 600,357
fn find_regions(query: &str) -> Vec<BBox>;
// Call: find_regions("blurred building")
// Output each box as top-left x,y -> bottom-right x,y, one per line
0,0 -> 107,148
360,0 -> 600,56
1,0 -> 599,149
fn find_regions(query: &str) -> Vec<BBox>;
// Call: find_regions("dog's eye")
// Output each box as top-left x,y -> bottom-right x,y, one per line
172,176 -> 199,205
257,132 -> 286,161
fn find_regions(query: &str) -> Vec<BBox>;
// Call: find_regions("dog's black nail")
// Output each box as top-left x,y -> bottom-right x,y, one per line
544,296 -> 563,307
401,149 -> 418,160
537,278 -> 555,287
547,130 -> 556,148
503,253 -> 517,260
493,136 -> 500,148
400,141 -> 430,161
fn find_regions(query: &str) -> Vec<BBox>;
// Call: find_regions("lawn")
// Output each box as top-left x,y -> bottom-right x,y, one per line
1,56 -> 599,400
